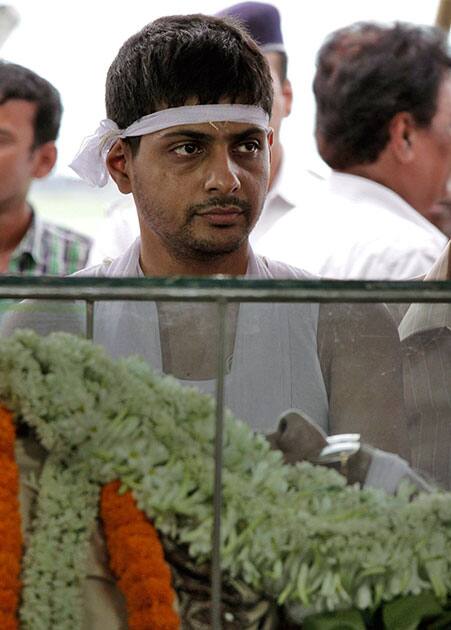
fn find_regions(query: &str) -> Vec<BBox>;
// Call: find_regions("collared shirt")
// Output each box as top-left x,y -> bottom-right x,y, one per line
257,171 -> 448,279
6,211 -> 92,276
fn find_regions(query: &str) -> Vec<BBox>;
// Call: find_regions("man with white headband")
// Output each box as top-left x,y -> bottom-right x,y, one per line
0,13 -> 413,628
86,2 -> 309,265
4,13 -> 408,448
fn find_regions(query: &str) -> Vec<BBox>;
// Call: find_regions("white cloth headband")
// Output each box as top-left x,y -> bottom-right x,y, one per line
69,104 -> 269,187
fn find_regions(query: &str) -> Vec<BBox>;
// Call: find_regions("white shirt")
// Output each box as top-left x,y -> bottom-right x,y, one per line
5,240 -> 328,434
257,172 -> 448,279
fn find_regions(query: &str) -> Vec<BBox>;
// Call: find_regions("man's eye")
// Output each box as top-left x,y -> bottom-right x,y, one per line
236,141 -> 260,154
173,143 -> 201,156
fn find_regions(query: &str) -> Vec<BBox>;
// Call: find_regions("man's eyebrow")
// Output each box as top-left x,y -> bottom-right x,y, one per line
159,130 -> 212,141
159,126 -> 266,142
231,126 -> 266,142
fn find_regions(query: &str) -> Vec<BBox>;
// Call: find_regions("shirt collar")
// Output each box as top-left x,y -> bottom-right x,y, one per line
11,209 -> 46,267
327,171 -> 445,238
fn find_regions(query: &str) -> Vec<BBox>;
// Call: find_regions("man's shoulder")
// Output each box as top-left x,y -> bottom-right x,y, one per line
73,238 -> 141,278
256,254 -> 319,280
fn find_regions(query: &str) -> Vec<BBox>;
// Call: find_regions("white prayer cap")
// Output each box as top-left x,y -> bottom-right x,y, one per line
69,104 -> 269,187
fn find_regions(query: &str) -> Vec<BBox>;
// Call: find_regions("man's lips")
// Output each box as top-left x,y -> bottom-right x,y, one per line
196,207 -> 244,225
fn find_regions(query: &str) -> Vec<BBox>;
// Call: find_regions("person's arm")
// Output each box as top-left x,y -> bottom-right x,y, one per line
317,303 -> 410,461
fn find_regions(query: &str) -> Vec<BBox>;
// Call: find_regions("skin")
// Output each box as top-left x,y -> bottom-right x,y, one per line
0,99 -> 56,272
264,52 -> 292,190
425,179 -> 451,239
341,74 -> 451,216
107,114 -> 273,276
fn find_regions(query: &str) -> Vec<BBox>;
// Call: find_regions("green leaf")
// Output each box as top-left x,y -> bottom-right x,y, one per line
303,610 -> 366,630
382,592 -> 443,630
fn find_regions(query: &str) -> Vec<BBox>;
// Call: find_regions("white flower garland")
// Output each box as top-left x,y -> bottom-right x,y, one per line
0,330 -> 451,628
20,456 -> 99,629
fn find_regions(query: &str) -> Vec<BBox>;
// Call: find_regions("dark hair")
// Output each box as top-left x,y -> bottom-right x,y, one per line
0,61 -> 62,148
313,22 -> 451,169
105,14 -> 273,154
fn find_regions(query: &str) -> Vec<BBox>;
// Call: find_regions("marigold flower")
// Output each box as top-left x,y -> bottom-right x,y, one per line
100,481 -> 180,629
0,408 -> 23,629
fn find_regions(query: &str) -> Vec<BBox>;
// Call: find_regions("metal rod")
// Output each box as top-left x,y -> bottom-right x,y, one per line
211,299 -> 228,630
0,279 -> 450,303
85,300 -> 94,340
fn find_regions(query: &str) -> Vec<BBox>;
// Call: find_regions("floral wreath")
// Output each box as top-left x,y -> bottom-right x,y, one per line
1,330 -> 451,629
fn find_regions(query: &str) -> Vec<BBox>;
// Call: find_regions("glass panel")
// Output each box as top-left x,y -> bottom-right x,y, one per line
0,278 -> 450,628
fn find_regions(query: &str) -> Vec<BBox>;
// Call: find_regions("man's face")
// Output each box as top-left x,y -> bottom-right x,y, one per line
0,99 -> 39,211
414,75 -> 451,213
124,118 -> 272,261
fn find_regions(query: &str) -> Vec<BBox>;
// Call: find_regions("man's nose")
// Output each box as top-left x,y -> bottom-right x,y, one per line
204,149 -> 241,194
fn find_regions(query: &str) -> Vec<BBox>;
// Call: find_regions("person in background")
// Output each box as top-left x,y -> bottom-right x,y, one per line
0,61 -> 91,275
88,1 -> 308,264
399,241 -> 451,489
258,21 -> 450,279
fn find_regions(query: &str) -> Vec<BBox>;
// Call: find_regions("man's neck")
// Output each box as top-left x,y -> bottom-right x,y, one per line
0,201 -> 32,271
139,235 -> 250,277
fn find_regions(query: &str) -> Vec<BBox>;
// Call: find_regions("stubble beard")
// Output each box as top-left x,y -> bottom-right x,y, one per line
140,195 -> 256,263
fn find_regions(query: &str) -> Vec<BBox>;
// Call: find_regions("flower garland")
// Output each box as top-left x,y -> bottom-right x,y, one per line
100,480 -> 180,629
1,330 -> 451,629
19,453 -> 100,629
0,407 -> 22,630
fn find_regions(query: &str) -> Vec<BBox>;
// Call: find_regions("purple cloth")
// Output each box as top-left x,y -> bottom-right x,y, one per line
216,2 -> 285,52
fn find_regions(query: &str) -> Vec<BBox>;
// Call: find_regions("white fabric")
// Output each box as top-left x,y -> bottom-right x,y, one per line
257,171 -> 448,279
70,104 -> 269,188
399,241 -> 451,340
87,158 -> 315,265
9,240 -> 328,434
363,448 -> 416,494
250,153 -> 302,245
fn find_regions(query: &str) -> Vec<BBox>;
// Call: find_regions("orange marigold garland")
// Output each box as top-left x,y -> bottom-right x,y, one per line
0,407 -> 23,630
100,480 -> 180,630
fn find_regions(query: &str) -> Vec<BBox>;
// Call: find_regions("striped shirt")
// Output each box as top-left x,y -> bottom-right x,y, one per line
399,243 -> 451,489
6,211 -> 92,276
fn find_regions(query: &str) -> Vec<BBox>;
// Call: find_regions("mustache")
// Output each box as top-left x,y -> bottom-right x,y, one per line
188,196 -> 252,216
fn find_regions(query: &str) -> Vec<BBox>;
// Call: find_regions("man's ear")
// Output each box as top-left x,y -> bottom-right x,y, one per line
31,142 -> 57,179
281,78 -> 293,118
389,112 -> 417,164
267,128 -> 274,148
267,127 -> 274,169
106,139 -> 133,194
